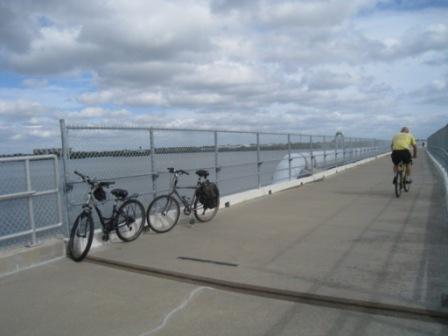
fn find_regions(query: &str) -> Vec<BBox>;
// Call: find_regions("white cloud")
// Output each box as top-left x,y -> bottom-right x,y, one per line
74,107 -> 131,119
0,99 -> 47,119
302,69 -> 366,90
0,0 -> 447,153
176,61 -> 264,88
258,0 -> 359,28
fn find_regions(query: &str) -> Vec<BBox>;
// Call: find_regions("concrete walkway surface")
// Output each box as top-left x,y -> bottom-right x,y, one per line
1,151 -> 447,335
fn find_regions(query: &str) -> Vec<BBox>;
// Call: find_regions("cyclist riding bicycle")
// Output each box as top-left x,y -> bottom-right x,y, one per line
391,127 -> 417,184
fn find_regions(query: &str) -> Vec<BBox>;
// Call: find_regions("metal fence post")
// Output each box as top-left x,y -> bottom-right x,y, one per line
349,137 -> 352,161
257,132 -> 261,188
59,119 -> 71,236
323,135 -> 327,167
288,134 -> 292,181
150,128 -> 157,198
334,134 -> 338,164
214,131 -> 219,186
310,135 -> 314,173
53,156 -> 64,237
24,159 -> 37,246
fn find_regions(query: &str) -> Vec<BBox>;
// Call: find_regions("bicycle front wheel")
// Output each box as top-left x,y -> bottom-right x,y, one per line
68,212 -> 94,262
194,197 -> 220,223
146,195 -> 180,233
115,199 -> 145,242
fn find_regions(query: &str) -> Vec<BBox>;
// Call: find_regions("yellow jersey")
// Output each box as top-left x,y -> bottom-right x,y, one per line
392,132 -> 416,151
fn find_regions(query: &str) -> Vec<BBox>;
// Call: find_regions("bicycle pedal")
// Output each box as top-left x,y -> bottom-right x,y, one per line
102,234 -> 110,241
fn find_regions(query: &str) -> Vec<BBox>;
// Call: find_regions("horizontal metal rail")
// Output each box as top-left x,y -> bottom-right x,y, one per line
0,154 -> 57,162
0,223 -> 63,242
68,172 -> 156,185
0,191 -> 36,202
66,124 -> 379,141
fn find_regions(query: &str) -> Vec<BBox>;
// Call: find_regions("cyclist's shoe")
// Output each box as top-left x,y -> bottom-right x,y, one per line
405,178 -> 413,184
393,176 -> 397,184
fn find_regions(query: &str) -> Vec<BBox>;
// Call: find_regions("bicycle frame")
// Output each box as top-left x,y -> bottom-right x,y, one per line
81,186 -> 128,234
166,172 -> 205,213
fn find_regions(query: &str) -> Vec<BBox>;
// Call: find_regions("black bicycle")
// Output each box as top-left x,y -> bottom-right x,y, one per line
146,168 -> 220,233
68,171 -> 145,261
394,162 -> 410,198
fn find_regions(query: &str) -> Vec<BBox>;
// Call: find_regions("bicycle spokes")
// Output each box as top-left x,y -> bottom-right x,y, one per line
147,196 -> 179,233
69,214 -> 93,261
117,204 -> 138,234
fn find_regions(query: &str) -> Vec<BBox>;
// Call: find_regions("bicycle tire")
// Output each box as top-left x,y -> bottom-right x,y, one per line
115,199 -> 145,242
146,195 -> 180,233
394,171 -> 401,198
68,212 -> 94,262
194,197 -> 220,223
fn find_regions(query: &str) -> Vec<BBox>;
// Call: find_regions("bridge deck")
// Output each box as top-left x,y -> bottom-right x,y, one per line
1,151 -> 447,335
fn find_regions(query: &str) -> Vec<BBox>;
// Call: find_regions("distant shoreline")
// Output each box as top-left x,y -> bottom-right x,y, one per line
2,143 -> 335,159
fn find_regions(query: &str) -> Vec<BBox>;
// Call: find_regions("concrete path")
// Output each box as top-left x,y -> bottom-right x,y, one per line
92,151 -> 448,311
1,151 -> 447,335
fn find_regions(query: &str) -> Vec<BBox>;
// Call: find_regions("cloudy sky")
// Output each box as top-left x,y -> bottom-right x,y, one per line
0,0 -> 447,153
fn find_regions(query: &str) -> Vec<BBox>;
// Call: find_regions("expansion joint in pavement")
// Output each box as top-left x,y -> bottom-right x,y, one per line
87,256 -> 448,326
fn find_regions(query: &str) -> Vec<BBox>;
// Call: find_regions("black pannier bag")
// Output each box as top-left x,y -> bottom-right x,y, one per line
93,186 -> 106,201
197,181 -> 219,209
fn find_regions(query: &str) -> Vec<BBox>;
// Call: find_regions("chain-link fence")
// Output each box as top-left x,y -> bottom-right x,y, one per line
60,120 -> 390,230
427,124 -> 448,173
0,155 -> 64,250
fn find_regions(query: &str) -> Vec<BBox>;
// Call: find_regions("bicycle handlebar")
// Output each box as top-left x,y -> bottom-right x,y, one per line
167,168 -> 189,175
74,171 -> 115,188
99,181 -> 115,188
74,170 -> 87,179
74,170 -> 93,185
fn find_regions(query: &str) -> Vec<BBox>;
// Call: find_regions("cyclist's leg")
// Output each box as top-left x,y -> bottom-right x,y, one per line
391,151 -> 400,183
405,163 -> 412,176
404,150 -> 413,182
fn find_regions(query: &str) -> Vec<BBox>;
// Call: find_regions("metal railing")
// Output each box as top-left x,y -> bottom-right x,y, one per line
60,120 -> 389,228
0,155 -> 64,249
427,124 -> 448,173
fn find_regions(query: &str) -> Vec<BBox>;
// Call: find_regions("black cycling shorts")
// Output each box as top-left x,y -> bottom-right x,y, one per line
391,150 -> 412,165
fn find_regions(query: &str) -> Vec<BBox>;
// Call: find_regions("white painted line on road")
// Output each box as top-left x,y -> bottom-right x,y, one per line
139,286 -> 214,336
0,255 -> 65,279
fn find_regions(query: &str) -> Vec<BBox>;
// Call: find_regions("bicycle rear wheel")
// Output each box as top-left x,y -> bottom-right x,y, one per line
68,212 -> 94,262
194,197 -> 220,222
394,171 -> 402,198
115,199 -> 145,242
403,173 -> 410,192
146,195 -> 180,233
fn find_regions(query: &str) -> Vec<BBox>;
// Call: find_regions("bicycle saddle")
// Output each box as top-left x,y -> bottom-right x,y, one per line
195,169 -> 209,178
111,188 -> 128,200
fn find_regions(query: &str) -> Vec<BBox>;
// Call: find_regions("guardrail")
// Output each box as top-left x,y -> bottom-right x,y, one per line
0,155 -> 64,248
59,119 -> 390,228
427,124 -> 448,171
